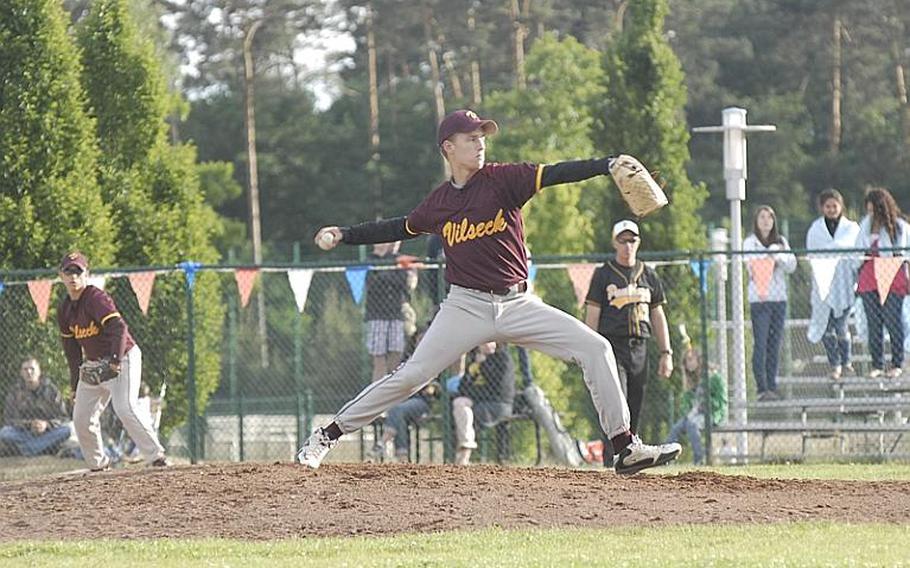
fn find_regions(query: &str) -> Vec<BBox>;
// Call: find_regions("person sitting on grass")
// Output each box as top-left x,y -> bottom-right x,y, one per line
0,357 -> 74,457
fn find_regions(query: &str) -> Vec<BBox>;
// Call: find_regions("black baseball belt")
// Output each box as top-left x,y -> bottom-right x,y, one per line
469,281 -> 528,296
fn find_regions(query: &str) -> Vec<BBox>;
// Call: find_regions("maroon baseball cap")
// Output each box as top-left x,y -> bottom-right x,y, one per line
59,251 -> 89,272
437,109 -> 499,146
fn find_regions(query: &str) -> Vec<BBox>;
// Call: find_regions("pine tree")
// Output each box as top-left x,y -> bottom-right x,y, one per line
598,0 -> 706,252
78,0 -> 224,431
597,0 -> 708,441
0,0 -> 119,399
0,0 -> 114,269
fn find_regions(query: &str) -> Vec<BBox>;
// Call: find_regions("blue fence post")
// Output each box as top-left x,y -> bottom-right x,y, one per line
179,260 -> 201,464
698,253 -> 714,465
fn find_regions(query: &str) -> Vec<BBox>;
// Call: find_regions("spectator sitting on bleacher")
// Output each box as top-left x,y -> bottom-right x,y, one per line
0,357 -> 73,457
855,187 -> 910,379
371,381 -> 439,462
744,205 -> 797,401
452,342 -> 516,466
806,189 -> 860,381
665,347 -> 727,465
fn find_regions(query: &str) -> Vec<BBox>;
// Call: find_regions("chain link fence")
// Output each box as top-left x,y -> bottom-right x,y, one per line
2,245 -> 909,479
706,246 -> 910,464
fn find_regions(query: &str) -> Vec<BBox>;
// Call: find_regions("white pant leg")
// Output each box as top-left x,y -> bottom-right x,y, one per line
496,293 -> 631,438
452,396 -> 477,449
334,288 -> 496,434
109,346 -> 165,463
73,382 -> 113,469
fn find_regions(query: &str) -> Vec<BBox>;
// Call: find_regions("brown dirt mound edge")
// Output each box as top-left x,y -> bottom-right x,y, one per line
1,462 -> 908,540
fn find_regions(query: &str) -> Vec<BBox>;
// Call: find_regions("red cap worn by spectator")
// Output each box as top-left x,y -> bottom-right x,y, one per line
59,252 -> 89,272
437,109 -> 499,147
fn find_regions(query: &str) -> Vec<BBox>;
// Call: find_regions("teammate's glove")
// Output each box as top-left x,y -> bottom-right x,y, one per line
79,358 -> 119,386
609,154 -> 668,218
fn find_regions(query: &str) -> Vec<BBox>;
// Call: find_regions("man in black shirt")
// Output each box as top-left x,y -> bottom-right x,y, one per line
584,220 -> 673,464
365,241 -> 418,382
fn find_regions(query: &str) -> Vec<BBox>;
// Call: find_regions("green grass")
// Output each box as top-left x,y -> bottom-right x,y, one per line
668,462 -> 910,481
1,524 -> 908,567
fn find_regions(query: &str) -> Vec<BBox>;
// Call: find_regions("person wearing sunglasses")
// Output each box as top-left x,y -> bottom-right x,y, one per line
584,220 -> 673,466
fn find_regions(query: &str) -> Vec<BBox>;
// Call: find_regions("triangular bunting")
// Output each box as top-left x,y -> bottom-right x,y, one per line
567,263 -> 596,308
808,257 -> 839,303
345,266 -> 369,305
287,269 -> 315,313
528,263 -> 538,285
234,268 -> 259,308
87,275 -> 106,291
749,258 -> 775,301
27,279 -> 53,323
127,271 -> 156,315
874,257 -> 904,305
689,259 -> 711,294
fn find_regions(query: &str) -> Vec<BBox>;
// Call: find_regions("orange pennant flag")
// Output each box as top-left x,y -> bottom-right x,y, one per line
567,263 -> 596,308
749,258 -> 775,301
27,279 -> 53,323
874,257 -> 904,305
396,254 -> 425,269
127,271 -> 156,315
235,268 -> 259,308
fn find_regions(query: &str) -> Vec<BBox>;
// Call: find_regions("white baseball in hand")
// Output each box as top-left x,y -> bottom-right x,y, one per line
317,231 -> 336,251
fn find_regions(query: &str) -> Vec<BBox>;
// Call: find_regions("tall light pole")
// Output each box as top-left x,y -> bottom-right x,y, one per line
693,107 -> 776,460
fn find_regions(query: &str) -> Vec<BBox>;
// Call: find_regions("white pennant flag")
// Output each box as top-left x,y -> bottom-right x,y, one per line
287,269 -> 315,313
808,257 -> 839,303
87,275 -> 107,291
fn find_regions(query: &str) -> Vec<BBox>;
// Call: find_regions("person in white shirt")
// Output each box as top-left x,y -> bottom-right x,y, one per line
805,189 -> 860,381
743,206 -> 797,401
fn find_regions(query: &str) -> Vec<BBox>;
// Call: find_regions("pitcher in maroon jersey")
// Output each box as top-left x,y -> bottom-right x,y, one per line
298,109 -> 682,475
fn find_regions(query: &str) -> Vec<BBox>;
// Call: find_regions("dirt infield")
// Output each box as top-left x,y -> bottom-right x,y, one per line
1,462 -> 909,540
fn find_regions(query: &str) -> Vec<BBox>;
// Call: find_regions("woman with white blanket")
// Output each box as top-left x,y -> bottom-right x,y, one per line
805,189 -> 860,381
855,187 -> 910,379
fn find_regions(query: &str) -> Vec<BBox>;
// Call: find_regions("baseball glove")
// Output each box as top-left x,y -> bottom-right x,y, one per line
79,359 -> 119,386
609,154 -> 668,218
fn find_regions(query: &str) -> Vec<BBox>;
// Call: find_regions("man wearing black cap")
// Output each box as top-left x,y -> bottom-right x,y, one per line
584,220 -> 673,465
57,252 -> 169,471
298,110 -> 681,474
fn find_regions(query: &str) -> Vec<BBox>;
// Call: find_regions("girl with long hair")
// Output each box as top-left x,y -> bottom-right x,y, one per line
856,187 -> 910,379
743,205 -> 797,400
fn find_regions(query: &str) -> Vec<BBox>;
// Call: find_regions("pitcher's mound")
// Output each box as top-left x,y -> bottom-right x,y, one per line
1,462 -> 908,540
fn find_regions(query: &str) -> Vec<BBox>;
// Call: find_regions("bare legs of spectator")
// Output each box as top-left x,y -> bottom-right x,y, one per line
452,396 -> 477,465
372,352 -> 403,383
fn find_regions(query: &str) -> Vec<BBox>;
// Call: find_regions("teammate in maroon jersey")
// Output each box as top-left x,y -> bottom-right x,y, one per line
57,252 -> 168,471
297,109 -> 681,474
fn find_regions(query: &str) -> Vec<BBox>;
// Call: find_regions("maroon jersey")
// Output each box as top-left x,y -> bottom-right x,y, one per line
406,162 -> 542,290
58,286 -> 135,362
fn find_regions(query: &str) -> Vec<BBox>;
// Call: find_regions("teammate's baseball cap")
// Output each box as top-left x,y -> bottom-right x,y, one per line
612,220 -> 640,239
437,109 -> 499,146
59,251 -> 89,272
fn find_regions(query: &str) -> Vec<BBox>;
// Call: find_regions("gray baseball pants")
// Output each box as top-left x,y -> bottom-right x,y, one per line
73,346 -> 166,468
334,285 -> 631,438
